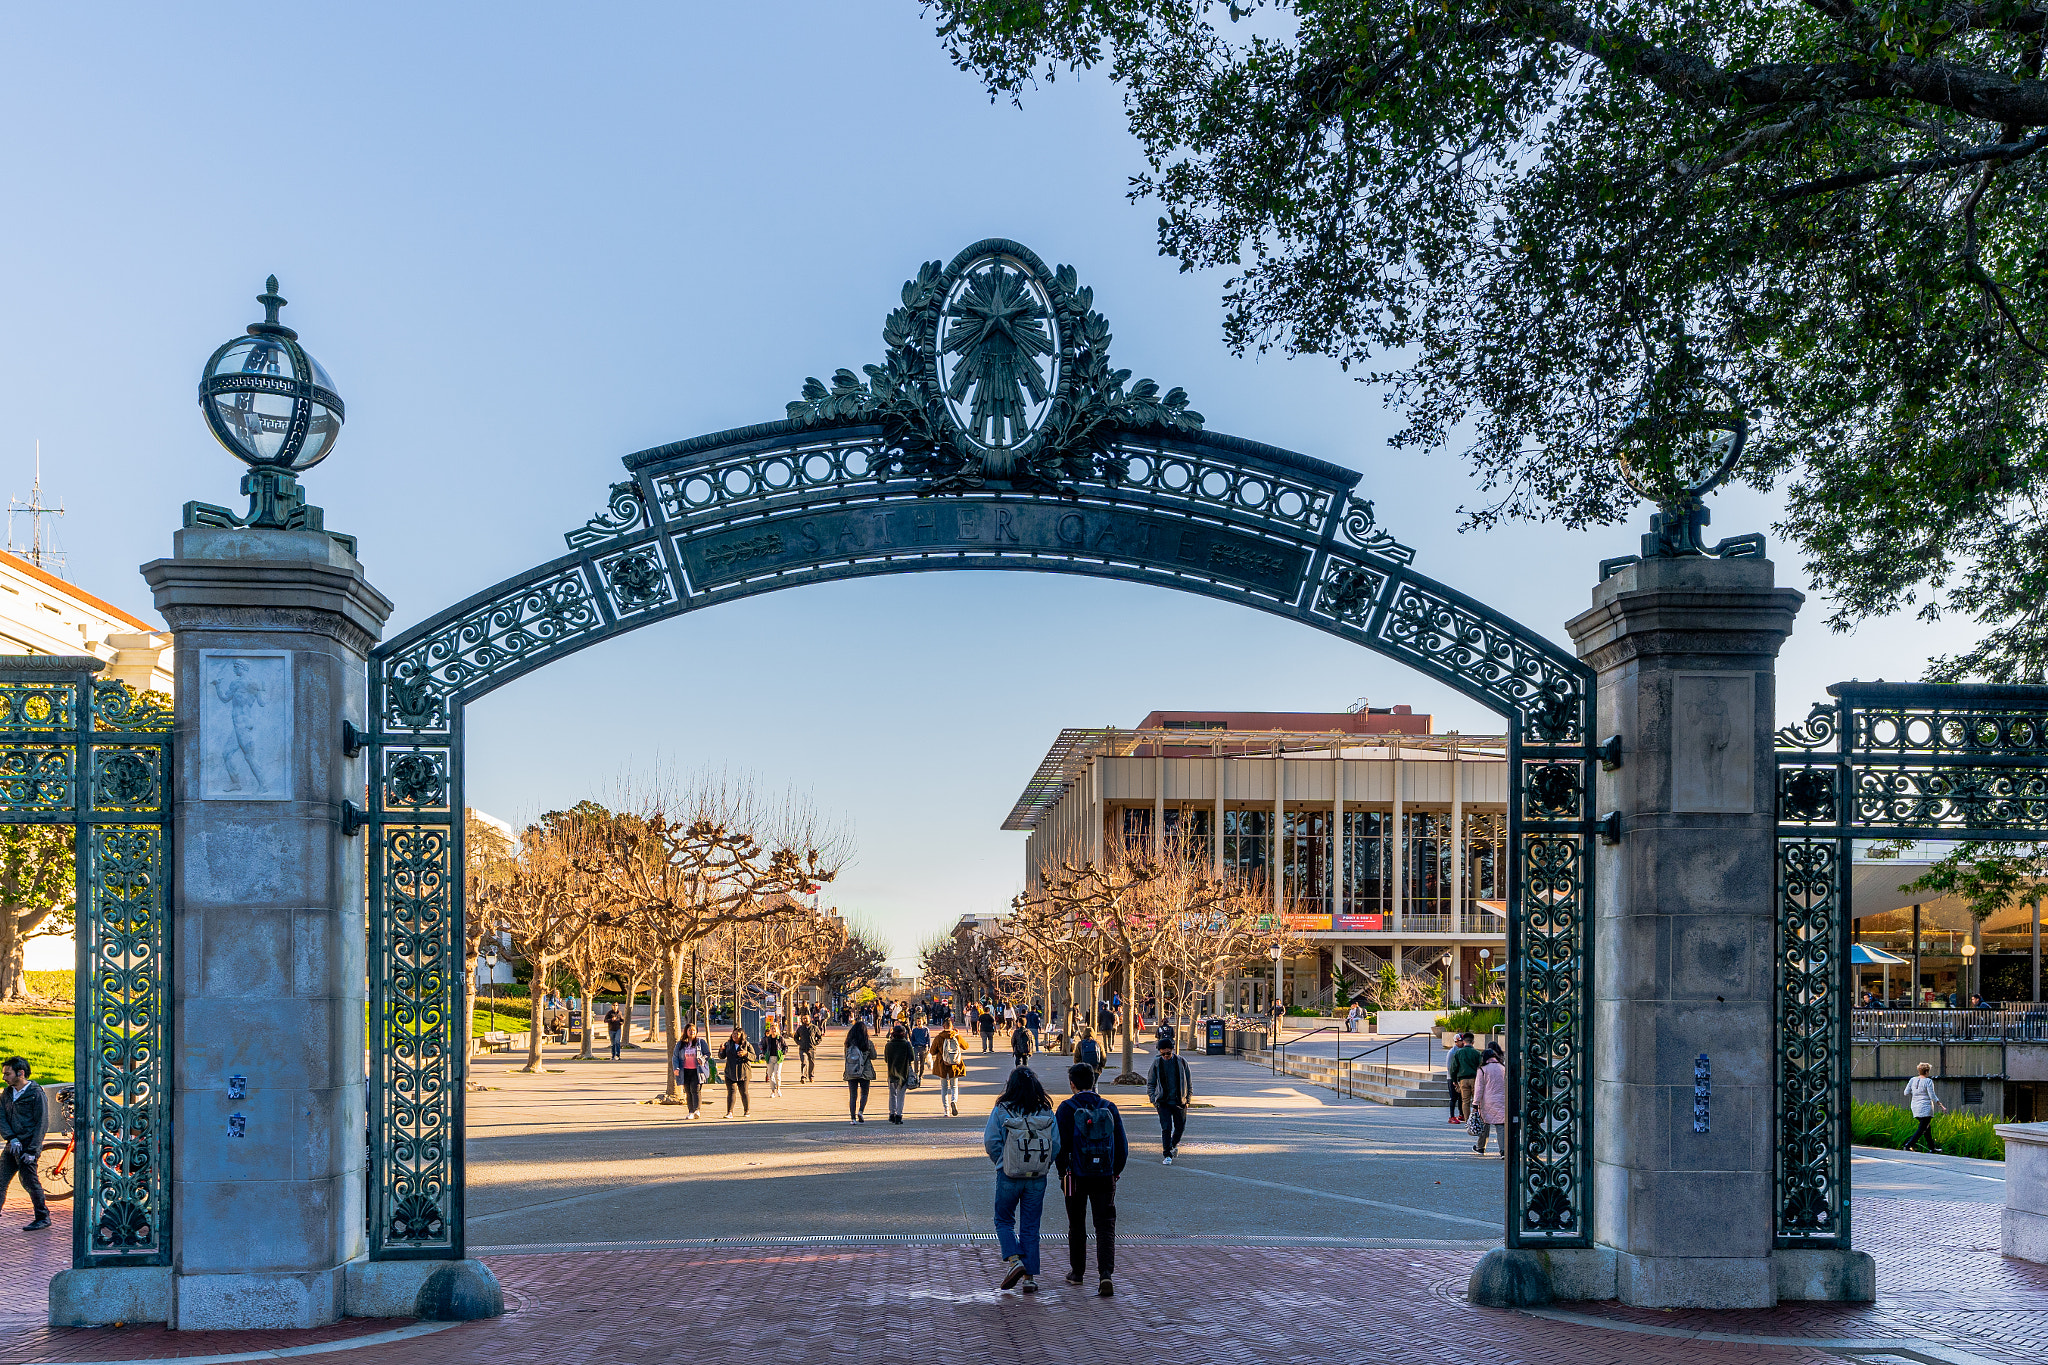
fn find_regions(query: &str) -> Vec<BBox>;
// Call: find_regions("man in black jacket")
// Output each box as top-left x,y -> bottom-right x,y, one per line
1145,1035 -> 1193,1165
794,1019 -> 818,1083
1,1056 -> 50,1230
1055,1063 -> 1127,1296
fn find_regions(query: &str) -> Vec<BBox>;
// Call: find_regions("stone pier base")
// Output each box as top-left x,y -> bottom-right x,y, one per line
47,1265 -> 173,1326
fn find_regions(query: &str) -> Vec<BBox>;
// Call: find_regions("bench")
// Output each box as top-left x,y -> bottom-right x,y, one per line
479,1031 -> 512,1053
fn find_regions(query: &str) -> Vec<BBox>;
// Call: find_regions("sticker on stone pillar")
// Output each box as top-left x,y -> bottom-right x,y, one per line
1671,672 -> 1755,813
1693,1053 -> 1710,1133
198,650 -> 293,800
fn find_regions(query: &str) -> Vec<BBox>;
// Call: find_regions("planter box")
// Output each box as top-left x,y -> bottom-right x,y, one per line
1374,1010 -> 1440,1035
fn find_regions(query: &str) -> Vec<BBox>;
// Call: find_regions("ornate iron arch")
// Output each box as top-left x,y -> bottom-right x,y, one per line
359,239 -> 1597,1260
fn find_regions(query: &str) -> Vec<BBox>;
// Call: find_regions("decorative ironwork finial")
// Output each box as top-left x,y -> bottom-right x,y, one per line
249,275 -> 297,340
1599,369 -> 1765,579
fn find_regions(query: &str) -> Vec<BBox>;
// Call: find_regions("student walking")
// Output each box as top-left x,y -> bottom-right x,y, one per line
908,1018 -> 932,1078
1904,1061 -> 1945,1153
1056,1062 -> 1127,1296
984,1067 -> 1059,1293
1010,1022 -> 1035,1071
720,1026 -> 755,1118
1145,1034 -> 1193,1164
844,1020 -> 878,1124
1026,1006 -> 1043,1048
795,1017 -> 818,1083
978,1008 -> 997,1054
931,1019 -> 967,1116
1446,1032 -> 1482,1124
1072,1027 -> 1104,1073
885,1024 -> 917,1124
761,1020 -> 786,1097
1,1057 -> 50,1230
673,1024 -> 709,1120
1470,1044 -> 1507,1157
604,1003 -> 626,1060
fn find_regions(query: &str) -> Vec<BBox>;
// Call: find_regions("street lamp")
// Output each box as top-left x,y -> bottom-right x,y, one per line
480,938 -> 500,1032
192,276 -> 346,536
1961,941 -> 1977,1003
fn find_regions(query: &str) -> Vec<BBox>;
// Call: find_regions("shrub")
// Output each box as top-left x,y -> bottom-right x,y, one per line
1851,1100 -> 2005,1161
1438,1007 -> 1505,1035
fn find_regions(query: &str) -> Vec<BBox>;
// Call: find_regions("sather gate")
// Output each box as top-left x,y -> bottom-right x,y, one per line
354,239 -> 1601,1260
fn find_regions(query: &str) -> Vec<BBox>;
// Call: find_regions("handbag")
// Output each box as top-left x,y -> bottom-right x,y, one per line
1467,1109 -> 1486,1139
904,1066 -> 923,1090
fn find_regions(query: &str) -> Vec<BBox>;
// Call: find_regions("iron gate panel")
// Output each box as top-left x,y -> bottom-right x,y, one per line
361,241 -> 1597,1257
0,659 -> 172,1267
1773,681 -> 2048,1246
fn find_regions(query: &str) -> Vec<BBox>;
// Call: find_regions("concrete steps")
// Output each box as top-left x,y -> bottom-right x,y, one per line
1242,1048 -> 1447,1107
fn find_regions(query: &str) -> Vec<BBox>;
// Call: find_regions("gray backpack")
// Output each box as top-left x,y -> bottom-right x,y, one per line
999,1107 -> 1056,1178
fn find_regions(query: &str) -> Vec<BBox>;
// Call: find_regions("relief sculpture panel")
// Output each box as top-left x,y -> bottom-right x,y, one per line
199,650 -> 292,800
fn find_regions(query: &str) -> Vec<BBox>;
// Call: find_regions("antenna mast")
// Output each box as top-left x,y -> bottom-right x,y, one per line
8,442 -> 67,577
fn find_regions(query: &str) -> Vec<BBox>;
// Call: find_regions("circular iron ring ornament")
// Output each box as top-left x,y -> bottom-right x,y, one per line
932,241 -> 1064,471
1610,372 -> 1747,514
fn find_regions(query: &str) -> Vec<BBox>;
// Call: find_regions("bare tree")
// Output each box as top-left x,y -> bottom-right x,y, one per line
816,916 -> 890,1011
462,811 -> 516,1061
582,773 -> 847,1102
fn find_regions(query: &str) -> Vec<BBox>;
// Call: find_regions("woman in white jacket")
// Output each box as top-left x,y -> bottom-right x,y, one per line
1903,1061 -> 1944,1154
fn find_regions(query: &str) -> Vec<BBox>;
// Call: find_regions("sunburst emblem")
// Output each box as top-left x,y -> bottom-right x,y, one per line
939,260 -> 1059,465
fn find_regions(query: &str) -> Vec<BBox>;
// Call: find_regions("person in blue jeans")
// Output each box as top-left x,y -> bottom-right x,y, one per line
983,1067 -> 1060,1293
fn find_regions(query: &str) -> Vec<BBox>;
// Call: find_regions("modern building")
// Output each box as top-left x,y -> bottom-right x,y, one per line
1007,708 -> 1509,1014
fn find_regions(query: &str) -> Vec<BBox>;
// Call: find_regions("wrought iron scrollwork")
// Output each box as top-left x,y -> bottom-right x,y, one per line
565,480 -> 647,550
1775,837 -> 1842,1240
371,823 -> 457,1255
1337,496 -> 1416,564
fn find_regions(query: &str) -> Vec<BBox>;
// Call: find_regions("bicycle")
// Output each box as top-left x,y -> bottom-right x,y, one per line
37,1084 -> 76,1202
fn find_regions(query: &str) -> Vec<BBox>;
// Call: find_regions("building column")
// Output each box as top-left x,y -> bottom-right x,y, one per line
141,527 -> 392,1329
1272,745 -> 1285,916
1561,553 -> 1867,1307
1212,744 -> 1225,881
1154,749 -> 1165,860
1332,745 -> 1346,920
1391,760 -> 1405,934
1449,734 -> 1464,933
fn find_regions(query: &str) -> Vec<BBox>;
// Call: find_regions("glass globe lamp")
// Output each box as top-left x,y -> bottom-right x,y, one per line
198,277 -> 344,471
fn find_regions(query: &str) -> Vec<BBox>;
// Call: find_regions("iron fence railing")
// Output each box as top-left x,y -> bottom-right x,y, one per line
1851,1006 -> 2048,1042
1337,1033 -> 1445,1099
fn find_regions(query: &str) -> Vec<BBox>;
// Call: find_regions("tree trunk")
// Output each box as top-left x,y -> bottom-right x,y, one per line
623,971 -> 642,1048
522,954 -> 552,1073
0,904 -> 55,1003
573,954 -> 597,1060
1118,951 -> 1141,1083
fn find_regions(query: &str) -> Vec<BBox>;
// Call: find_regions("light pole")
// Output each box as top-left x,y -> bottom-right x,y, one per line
480,938 -> 500,1035
1961,941 -> 1978,1006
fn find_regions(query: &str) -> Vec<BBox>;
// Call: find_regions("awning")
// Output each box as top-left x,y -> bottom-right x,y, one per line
1851,943 -> 1910,965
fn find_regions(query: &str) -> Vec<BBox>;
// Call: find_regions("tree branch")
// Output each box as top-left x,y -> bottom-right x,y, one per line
1765,127 -> 2048,201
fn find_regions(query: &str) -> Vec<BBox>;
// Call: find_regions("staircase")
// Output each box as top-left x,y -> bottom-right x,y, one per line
1242,1041 -> 1447,1107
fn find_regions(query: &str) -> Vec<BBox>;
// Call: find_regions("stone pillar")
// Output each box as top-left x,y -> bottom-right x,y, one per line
1564,555 -> 1846,1307
142,526 -> 391,1329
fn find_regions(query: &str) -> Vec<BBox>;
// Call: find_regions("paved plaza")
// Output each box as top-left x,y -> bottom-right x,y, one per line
1,1038 -> 2043,1363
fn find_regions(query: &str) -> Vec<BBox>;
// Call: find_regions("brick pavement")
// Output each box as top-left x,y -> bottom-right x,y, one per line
0,1199 -> 2039,1363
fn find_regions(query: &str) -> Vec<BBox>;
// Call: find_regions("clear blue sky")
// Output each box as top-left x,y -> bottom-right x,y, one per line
0,3 -> 1977,962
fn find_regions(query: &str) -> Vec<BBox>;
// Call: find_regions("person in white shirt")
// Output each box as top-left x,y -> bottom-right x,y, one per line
1903,1061 -> 1945,1154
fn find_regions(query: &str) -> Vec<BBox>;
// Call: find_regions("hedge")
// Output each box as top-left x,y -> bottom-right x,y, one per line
1851,1100 -> 2005,1161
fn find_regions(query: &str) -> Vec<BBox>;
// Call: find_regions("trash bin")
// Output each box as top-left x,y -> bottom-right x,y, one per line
1205,1017 -> 1226,1056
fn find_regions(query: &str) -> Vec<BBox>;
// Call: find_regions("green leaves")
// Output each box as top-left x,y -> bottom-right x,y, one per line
927,0 -> 2048,678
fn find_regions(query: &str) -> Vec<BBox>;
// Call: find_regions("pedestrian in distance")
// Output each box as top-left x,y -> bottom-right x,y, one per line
885,1023 -> 917,1124
1446,1031 -> 1482,1125
604,1002 -> 626,1060
1470,1043 -> 1507,1157
930,1018 -> 968,1116
908,1017 -> 931,1079
1010,1021 -> 1034,1071
1145,1033 -> 1193,1164
1,1057 -> 51,1230
795,1016 -> 818,1083
761,1018 -> 786,1097
1072,1026 -> 1104,1073
979,1007 -> 997,1054
1026,1004 -> 1042,1048
1056,1061 -> 1127,1296
1904,1061 -> 1945,1153
672,1024 -> 710,1120
844,1019 -> 878,1124
720,1025 -> 755,1118
984,1066 -> 1059,1294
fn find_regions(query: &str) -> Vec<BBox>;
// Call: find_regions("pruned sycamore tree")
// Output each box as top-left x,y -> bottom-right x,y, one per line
929,1 -> 2048,678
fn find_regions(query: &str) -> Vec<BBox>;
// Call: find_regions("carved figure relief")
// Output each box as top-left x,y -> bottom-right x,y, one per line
200,651 -> 292,800
1672,672 -> 1754,813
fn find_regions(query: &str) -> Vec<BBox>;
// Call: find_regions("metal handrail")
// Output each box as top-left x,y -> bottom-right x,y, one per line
1271,1024 -> 1340,1073
1336,1031 -> 1443,1099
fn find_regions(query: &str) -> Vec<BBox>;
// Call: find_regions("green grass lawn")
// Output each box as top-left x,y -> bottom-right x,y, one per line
0,1013 -> 73,1084
1852,1099 -> 2005,1160
471,1005 -> 531,1036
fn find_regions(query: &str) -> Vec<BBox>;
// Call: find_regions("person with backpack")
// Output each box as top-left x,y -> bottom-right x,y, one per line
978,1007 -> 997,1054
672,1024 -> 710,1120
719,1025 -> 755,1118
930,1019 -> 968,1116
761,1019 -> 786,1097
1071,1026 -> 1104,1073
1056,1061 -> 1127,1296
843,1019 -> 878,1124
884,1023 -> 918,1124
983,1067 -> 1059,1293
1145,1034 -> 1193,1164
908,1017 -> 932,1080
794,1016 -> 818,1083
1010,1021 -> 1034,1070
